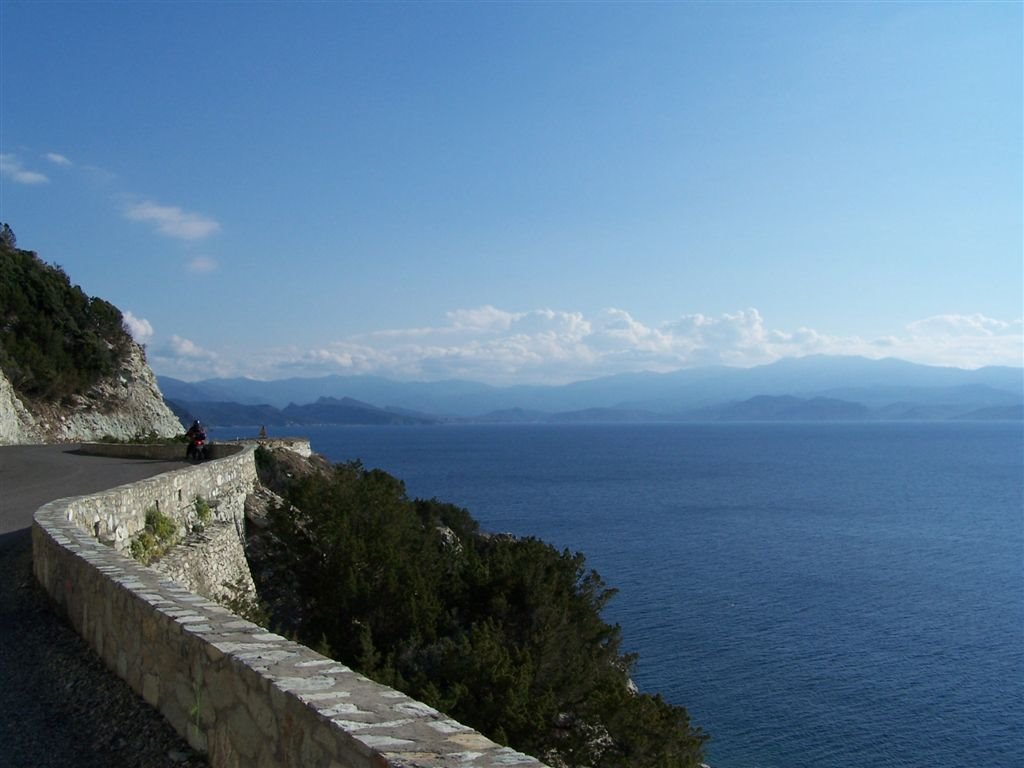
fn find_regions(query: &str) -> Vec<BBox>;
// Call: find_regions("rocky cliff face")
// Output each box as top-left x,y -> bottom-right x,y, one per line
0,366 -> 39,443
0,341 -> 181,445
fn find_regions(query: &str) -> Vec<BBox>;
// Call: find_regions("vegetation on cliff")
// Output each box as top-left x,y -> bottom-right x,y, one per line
254,446 -> 708,768
0,227 -> 131,401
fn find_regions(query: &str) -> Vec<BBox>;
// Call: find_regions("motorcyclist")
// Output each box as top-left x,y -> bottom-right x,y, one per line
185,419 -> 207,459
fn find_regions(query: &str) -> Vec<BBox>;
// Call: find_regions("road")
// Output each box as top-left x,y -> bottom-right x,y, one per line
0,445 -> 207,768
0,444 -> 182,534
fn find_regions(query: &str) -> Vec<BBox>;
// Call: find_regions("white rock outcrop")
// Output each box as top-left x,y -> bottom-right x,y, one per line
0,365 -> 42,443
0,341 -> 181,445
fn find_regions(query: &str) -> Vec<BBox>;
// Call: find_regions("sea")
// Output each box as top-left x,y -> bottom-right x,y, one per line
211,421 -> 1024,768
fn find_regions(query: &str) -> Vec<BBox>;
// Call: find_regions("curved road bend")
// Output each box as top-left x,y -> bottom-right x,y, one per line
0,445 -> 208,768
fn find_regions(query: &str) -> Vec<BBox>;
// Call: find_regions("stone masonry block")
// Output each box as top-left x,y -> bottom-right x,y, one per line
210,723 -> 241,768
187,722 -> 208,753
142,672 -> 160,707
205,664 -> 237,712
227,705 -> 261,760
243,682 -> 278,741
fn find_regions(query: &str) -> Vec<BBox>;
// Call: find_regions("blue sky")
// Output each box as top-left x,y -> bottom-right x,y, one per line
1,1 -> 1021,383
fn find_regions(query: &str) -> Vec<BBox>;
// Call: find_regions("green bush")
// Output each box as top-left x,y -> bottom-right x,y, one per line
129,506 -> 179,564
194,496 -> 213,527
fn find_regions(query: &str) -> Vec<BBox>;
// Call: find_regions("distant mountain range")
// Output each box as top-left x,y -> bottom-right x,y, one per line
160,355 -> 1024,427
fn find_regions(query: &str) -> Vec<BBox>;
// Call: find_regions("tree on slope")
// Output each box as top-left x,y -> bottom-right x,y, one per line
258,450 -> 708,768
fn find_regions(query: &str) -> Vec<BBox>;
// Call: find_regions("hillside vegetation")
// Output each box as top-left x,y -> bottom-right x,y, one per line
253,446 -> 708,768
0,229 -> 131,401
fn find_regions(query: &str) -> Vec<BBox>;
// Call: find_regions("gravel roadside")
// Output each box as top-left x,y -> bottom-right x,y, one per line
0,528 -> 209,768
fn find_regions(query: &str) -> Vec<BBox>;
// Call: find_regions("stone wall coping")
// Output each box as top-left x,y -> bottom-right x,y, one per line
32,445 -> 549,768
78,437 -> 313,461
78,441 -> 245,461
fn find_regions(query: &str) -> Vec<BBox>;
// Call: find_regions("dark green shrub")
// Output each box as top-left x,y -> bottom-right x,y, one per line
220,576 -> 270,627
0,237 -> 131,401
129,506 -> 179,564
257,450 -> 708,767
194,496 -> 213,527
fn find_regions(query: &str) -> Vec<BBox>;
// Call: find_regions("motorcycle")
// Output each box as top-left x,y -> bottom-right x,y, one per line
186,435 -> 208,461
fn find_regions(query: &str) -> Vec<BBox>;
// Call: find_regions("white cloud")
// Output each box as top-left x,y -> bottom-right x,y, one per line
665,308 -> 773,361
123,311 -> 154,343
509,308 -> 591,340
447,305 -> 519,331
255,306 -> 748,383
187,256 -> 218,274
148,334 -> 227,379
150,308 -> 1023,385
167,335 -> 218,360
124,200 -> 220,241
592,308 -> 663,348
906,313 -> 1015,337
897,314 -> 1024,369
148,335 -> 228,380
0,154 -> 49,185
44,152 -> 72,166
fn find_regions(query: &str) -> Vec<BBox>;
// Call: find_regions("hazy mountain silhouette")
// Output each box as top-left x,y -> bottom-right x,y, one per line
159,355 -> 1023,424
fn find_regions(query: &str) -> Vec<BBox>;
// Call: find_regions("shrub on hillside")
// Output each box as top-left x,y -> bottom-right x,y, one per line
128,506 -> 179,564
256,450 -> 708,768
0,232 -> 131,401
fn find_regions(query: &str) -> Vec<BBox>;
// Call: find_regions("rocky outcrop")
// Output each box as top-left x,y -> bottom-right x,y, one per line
0,366 -> 42,443
0,341 -> 181,445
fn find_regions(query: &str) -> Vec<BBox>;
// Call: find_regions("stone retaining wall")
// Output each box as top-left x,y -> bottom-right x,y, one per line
211,437 -> 313,459
33,445 -> 548,768
157,522 -> 257,606
80,438 -> 312,462
79,441 -> 243,462
71,443 -> 254,554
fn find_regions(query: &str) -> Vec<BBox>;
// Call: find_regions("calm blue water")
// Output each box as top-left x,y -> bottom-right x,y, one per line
214,422 -> 1024,768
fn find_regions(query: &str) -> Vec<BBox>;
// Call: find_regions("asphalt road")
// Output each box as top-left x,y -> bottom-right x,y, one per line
0,445 -> 207,768
0,445 -> 182,535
